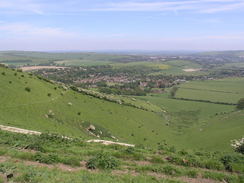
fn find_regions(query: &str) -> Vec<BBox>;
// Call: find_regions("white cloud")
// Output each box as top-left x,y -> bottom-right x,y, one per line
90,0 -> 244,14
0,0 -> 43,14
0,23 -> 76,38
1,0 -> 244,15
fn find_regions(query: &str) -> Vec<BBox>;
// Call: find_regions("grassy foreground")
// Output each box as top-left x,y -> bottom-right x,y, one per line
0,130 -> 243,183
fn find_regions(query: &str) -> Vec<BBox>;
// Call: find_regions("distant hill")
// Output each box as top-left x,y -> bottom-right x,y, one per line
199,50 -> 244,57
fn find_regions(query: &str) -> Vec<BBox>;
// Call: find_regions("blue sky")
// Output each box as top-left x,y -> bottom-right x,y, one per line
0,0 -> 244,51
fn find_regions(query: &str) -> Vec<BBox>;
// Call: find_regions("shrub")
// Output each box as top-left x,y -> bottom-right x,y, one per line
150,156 -> 165,164
169,86 -> 178,98
231,137 -> 244,154
61,157 -> 81,167
0,163 -> 16,175
86,152 -> 119,170
26,141 -> 46,152
15,170 -> 41,183
221,155 -> 235,171
204,160 -> 224,170
1,72 -> 5,76
125,147 -> 135,154
202,171 -> 237,182
162,165 -> 181,176
34,153 -> 59,164
47,93 -> 52,97
237,98 -> 244,110
186,170 -> 198,178
25,87 -> 31,92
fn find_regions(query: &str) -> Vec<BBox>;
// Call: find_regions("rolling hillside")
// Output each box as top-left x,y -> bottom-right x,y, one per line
0,65 -> 175,147
0,65 -> 243,151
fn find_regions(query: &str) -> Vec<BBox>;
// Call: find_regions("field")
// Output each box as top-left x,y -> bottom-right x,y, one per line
135,93 -> 243,151
176,78 -> 244,104
111,61 -> 170,70
149,60 -> 205,76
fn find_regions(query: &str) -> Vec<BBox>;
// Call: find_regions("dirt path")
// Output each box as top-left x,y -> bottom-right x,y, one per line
0,124 -> 135,147
86,139 -> 135,147
0,125 -> 41,135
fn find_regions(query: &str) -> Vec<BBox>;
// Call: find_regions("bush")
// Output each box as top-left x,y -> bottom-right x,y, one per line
231,137 -> 244,154
25,87 -> 31,92
125,147 -> 135,154
61,157 -> 81,167
0,163 -> 16,175
34,153 -> 59,164
204,160 -> 224,170
221,155 -> 235,171
237,98 -> 244,110
15,169 -> 41,183
26,141 -> 46,152
186,170 -> 198,178
162,165 -> 181,176
86,152 -> 119,170
150,156 -> 165,164
203,171 -> 237,182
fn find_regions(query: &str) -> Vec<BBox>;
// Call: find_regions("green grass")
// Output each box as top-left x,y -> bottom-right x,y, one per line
0,130 -> 243,183
111,61 -> 170,70
135,92 -> 243,151
0,66 -> 174,147
176,78 -> 244,103
0,65 -> 243,151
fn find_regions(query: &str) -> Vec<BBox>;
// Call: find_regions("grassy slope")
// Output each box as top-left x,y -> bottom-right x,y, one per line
0,130 -> 243,183
0,66 -> 176,147
135,92 -> 244,151
1,66 -> 243,151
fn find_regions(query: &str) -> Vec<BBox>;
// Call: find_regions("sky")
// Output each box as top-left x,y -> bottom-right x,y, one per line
0,0 -> 244,51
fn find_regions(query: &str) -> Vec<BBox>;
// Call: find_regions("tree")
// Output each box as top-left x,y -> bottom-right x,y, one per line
169,86 -> 178,98
237,98 -> 244,110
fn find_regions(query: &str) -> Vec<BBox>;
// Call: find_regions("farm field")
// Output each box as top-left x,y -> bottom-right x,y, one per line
149,60 -> 205,76
111,61 -> 170,70
176,78 -> 244,104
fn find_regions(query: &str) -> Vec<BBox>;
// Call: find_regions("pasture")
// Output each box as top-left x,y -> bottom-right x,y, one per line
176,78 -> 244,104
135,91 -> 243,151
